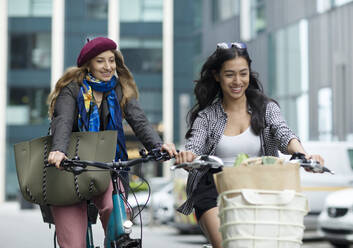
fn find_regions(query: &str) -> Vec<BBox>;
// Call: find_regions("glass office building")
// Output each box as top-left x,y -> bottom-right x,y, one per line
7,0 -> 352,200
5,0 -> 201,199
201,0 -> 353,142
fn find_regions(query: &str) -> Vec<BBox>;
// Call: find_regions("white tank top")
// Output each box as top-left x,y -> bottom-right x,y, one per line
214,126 -> 261,166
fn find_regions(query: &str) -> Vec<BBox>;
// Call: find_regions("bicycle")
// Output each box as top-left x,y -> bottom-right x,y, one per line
43,148 -> 171,248
171,153 -> 334,248
171,152 -> 334,174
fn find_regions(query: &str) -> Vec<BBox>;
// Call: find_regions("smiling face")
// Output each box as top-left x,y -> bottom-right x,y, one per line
215,57 -> 250,102
88,50 -> 116,81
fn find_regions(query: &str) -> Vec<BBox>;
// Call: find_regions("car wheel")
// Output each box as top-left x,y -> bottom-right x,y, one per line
329,241 -> 350,248
132,206 -> 152,226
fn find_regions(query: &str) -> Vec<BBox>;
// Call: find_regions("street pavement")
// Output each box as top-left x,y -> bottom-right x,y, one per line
0,201 -> 334,248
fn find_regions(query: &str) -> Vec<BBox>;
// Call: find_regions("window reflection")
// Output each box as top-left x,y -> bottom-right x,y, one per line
120,38 -> 162,73
334,0 -> 353,6
86,0 -> 108,19
348,149 -> 353,170
268,21 -> 309,138
193,0 -> 203,28
212,0 -> 240,22
7,87 -> 50,125
122,48 -> 162,73
138,90 -> 162,124
10,33 -> 51,69
318,88 -> 333,141
8,0 -> 52,17
120,0 -> 162,22
251,0 -> 266,35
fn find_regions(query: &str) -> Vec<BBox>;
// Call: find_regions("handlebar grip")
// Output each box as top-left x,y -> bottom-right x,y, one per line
44,161 -> 55,168
147,148 -> 173,161
44,159 -> 65,168
44,159 -> 87,175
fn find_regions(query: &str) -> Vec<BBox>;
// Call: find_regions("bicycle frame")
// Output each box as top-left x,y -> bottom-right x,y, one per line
55,148 -> 170,248
105,170 -> 139,248
84,171 -> 134,248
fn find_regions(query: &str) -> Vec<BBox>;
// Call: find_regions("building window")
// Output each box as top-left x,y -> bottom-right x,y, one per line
86,0 -> 108,19
7,87 -> 50,125
348,149 -> 353,170
240,0 -> 265,41
212,0 -> 240,23
317,0 -> 333,13
334,0 -> 353,6
317,0 -> 353,13
268,20 -> 309,139
10,33 -> 51,69
250,0 -> 266,36
8,0 -> 52,17
120,38 -> 162,73
120,0 -> 163,22
318,88 -> 333,141
193,0 -> 203,29
138,90 -> 162,124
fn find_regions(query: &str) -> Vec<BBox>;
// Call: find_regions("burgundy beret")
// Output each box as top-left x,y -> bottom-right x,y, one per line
76,37 -> 117,67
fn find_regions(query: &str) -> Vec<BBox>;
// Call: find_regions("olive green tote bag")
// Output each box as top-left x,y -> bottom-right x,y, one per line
14,130 -> 117,206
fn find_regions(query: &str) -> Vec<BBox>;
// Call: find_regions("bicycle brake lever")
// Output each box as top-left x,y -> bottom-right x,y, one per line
70,166 -> 86,175
305,162 -> 335,174
290,159 -> 335,174
148,148 -> 171,161
60,159 -> 87,175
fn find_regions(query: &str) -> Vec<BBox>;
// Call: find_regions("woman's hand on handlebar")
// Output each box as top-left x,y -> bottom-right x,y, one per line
306,154 -> 325,166
175,150 -> 197,165
304,153 -> 325,173
161,143 -> 179,158
48,151 -> 67,169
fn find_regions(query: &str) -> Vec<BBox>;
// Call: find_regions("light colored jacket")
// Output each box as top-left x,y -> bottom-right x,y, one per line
177,99 -> 298,215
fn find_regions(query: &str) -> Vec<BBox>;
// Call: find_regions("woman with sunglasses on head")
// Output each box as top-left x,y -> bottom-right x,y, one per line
47,37 -> 177,248
174,42 -> 324,248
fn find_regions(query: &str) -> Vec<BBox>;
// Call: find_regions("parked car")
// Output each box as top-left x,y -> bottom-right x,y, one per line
318,188 -> 353,248
128,177 -> 174,225
281,141 -> 353,230
172,169 -> 202,234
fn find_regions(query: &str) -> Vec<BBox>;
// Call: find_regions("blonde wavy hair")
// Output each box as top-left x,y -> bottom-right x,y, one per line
47,49 -> 139,118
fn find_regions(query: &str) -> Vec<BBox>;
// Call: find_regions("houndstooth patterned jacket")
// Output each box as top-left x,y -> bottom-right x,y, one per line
177,99 -> 299,215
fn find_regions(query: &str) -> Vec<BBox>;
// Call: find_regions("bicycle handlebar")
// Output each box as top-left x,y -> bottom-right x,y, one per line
171,153 -> 334,174
45,148 -> 172,175
289,152 -> 334,174
170,155 -> 224,170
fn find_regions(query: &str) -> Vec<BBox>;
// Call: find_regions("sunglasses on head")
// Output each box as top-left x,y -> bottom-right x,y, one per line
216,42 -> 247,50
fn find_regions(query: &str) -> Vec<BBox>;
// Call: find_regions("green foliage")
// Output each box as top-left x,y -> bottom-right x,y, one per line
262,156 -> 277,165
129,181 -> 148,193
234,153 -> 249,166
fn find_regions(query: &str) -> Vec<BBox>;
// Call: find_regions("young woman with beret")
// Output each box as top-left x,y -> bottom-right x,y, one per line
47,37 -> 177,247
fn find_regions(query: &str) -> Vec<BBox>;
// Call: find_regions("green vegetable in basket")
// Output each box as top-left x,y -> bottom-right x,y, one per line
234,153 -> 249,166
262,156 -> 277,165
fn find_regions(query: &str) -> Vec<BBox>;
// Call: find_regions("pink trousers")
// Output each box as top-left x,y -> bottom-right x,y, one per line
51,181 -> 121,248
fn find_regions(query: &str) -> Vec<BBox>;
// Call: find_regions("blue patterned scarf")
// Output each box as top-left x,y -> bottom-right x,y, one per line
77,73 -> 128,161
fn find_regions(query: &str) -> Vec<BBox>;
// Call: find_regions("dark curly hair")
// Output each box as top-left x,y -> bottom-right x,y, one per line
186,45 -> 275,139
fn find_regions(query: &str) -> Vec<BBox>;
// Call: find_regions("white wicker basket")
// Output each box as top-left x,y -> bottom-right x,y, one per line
218,189 -> 309,248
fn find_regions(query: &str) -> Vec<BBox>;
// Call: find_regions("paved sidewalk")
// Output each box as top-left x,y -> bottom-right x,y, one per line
0,201 -> 105,247
0,201 -> 331,248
